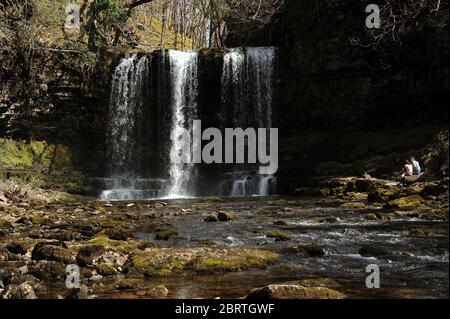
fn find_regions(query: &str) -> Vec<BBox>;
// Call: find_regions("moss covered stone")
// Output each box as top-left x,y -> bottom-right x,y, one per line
386,195 -> 425,211
368,187 -> 402,203
96,263 -> 118,276
124,248 -> 279,278
267,231 -> 292,241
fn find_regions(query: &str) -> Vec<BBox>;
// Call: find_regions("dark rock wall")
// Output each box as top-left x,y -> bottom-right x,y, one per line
227,0 -> 449,192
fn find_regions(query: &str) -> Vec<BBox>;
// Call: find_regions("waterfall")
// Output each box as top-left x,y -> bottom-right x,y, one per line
98,48 -> 276,201
221,47 -> 277,197
166,50 -> 199,198
99,55 -> 168,201
107,55 -> 147,176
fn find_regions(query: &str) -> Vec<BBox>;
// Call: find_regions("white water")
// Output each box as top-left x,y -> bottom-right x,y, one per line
167,51 -> 199,198
222,47 -> 277,197
100,55 -> 155,201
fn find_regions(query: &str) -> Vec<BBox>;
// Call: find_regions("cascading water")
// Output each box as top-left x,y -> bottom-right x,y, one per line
98,48 -> 276,200
166,51 -> 199,198
220,47 -> 277,197
99,55 -> 168,200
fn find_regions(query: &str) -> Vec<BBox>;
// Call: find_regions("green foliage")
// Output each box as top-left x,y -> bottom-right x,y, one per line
81,0 -> 129,50
0,138 -> 71,170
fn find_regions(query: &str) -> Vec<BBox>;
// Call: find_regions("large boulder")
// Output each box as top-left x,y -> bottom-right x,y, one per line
29,261 -> 66,283
368,186 -> 403,203
246,284 -> 343,299
385,195 -> 425,211
31,242 -> 74,264
125,248 -> 279,277
6,241 -> 29,255
76,245 -> 106,267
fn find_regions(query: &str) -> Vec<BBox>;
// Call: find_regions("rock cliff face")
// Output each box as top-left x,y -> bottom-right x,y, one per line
226,0 -> 448,191
0,50 -> 119,174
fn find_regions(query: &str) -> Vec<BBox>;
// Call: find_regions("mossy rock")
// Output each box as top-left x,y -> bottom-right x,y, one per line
116,278 -> 147,290
155,230 -> 178,241
341,202 -> 367,209
292,278 -> 341,288
88,234 -> 136,250
217,211 -> 237,221
192,250 -> 279,274
267,231 -> 292,241
368,187 -> 402,203
386,195 -> 425,211
96,263 -> 118,276
124,248 -> 279,278
29,261 -> 66,282
31,242 -> 74,264
246,285 -> 343,299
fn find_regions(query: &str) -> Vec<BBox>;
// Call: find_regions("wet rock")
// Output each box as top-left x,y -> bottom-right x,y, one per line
420,183 -> 448,197
96,263 -> 118,276
246,285 -> 343,299
77,225 -> 97,238
1,282 -> 37,299
282,245 -> 325,257
366,212 -> 392,221
0,247 -> 18,261
319,217 -> 339,224
385,195 -> 424,211
43,229 -> 78,242
104,228 -> 133,241
64,285 -> 91,299
29,261 -> 66,282
217,211 -> 237,221
293,278 -> 341,288
27,230 -> 43,239
148,285 -> 169,298
6,241 -> 29,255
205,213 -> 219,222
358,245 -> 390,257
267,231 -> 292,241
6,274 -> 38,285
269,263 -> 313,273
31,242 -> 74,263
116,278 -> 147,290
76,245 -> 106,267
409,228 -> 439,237
155,230 -> 178,241
0,218 -> 12,231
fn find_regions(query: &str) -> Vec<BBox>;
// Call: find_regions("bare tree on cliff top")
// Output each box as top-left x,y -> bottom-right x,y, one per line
351,0 -> 448,68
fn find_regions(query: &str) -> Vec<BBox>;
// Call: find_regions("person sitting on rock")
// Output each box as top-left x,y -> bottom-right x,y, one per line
402,160 -> 414,178
411,157 -> 422,175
